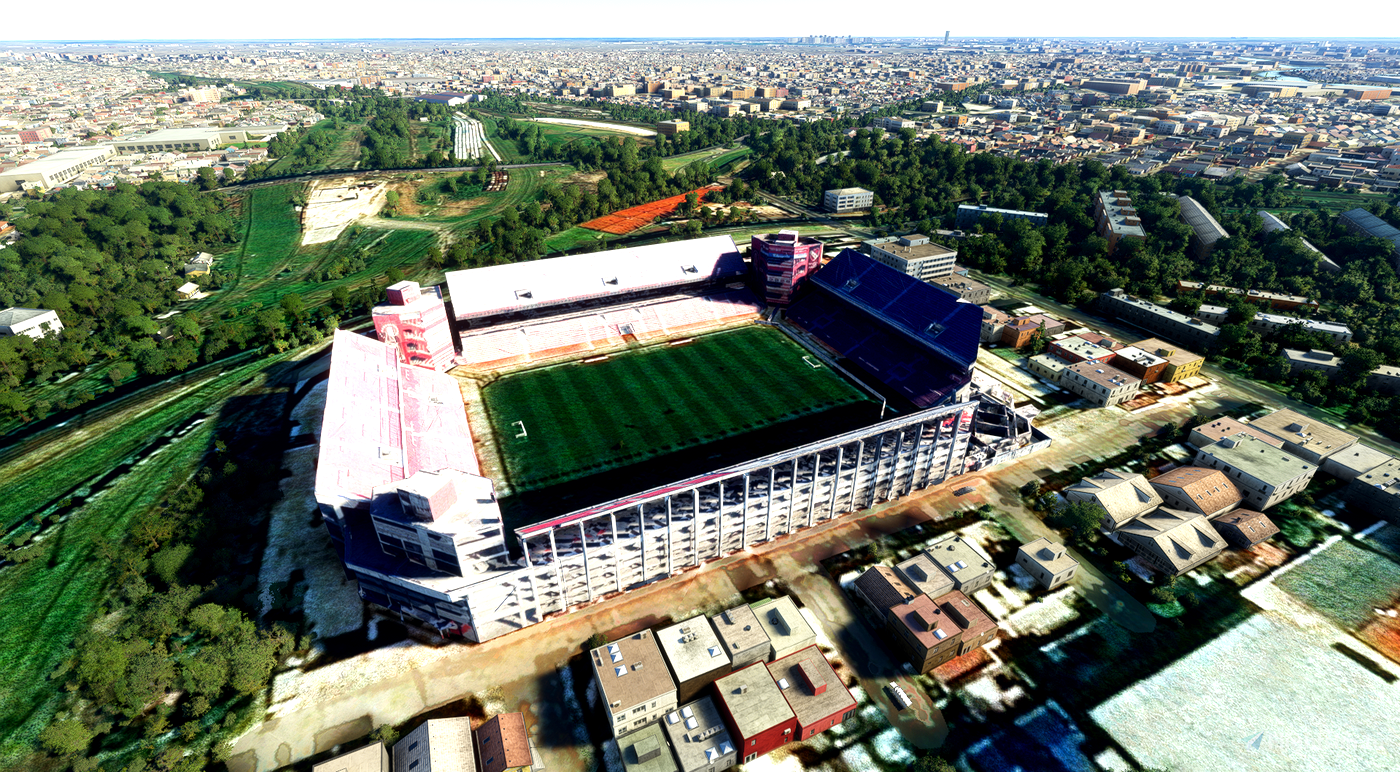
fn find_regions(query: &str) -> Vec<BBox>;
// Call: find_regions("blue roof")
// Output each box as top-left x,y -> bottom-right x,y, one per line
810,249 -> 982,370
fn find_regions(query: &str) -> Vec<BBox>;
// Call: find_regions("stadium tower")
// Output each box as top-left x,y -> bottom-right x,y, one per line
751,230 -> 825,306
372,280 -> 456,372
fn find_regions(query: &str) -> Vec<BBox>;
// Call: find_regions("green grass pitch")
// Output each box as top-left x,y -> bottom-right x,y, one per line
482,325 -> 871,491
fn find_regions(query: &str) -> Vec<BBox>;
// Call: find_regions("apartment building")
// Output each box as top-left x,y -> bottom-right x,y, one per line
822,187 -> 873,213
1319,443 -> 1394,482
1189,417 -> 1283,450
1110,346 -> 1168,383
591,630 -> 680,737
662,698 -> 737,772
853,566 -> 920,613
713,664 -> 797,762
1050,335 -> 1118,365
1000,314 -> 1065,348
931,276 -> 991,305
751,597 -> 817,661
1093,190 -> 1147,254
657,120 -> 690,136
618,723 -> 677,772
1014,538 -> 1078,590
980,306 -> 1009,344
1099,290 -> 1219,350
710,605 -> 772,670
1065,469 -> 1162,531
893,551 -> 955,598
923,536 -> 995,593
656,616 -> 732,703
394,718 -> 475,772
1246,408 -> 1359,465
865,234 -> 959,281
1148,467 -> 1242,518
1128,338 -> 1205,382
1116,508 -> 1225,576
765,647 -> 857,741
1060,361 -> 1140,407
1194,434 -> 1318,511
885,590 -> 997,674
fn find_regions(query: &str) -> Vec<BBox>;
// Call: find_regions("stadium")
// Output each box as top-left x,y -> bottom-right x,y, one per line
316,234 -> 1046,642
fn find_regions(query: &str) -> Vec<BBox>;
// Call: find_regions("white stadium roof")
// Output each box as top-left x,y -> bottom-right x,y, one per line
445,235 -> 745,321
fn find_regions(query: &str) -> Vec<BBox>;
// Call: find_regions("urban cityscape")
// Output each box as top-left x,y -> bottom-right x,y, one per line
1,25 -> 1399,772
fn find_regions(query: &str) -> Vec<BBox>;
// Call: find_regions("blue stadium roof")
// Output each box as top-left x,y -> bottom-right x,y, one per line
810,249 -> 982,370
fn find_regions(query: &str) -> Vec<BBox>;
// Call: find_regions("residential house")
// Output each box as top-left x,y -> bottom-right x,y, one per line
1116,508 -> 1225,575
591,630 -> 680,737
1195,434 -> 1318,511
713,664 -> 797,763
475,713 -> 532,772
1064,469 -> 1163,530
662,697 -> 737,772
885,590 -> 997,674
923,536 -> 995,593
1210,510 -> 1280,548
750,597 -> 817,661
1148,467 -> 1242,518
1246,408 -> 1359,465
394,718 -> 475,772
656,616 -> 732,703
766,646 -> 857,741
1014,538 -> 1079,590
710,605 -> 772,671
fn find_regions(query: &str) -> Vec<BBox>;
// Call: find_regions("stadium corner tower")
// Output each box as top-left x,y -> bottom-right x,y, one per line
315,235 -> 1041,641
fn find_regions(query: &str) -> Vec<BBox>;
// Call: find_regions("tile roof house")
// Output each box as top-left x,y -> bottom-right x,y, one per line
475,713 -> 532,772
1209,509 -> 1280,548
1246,408 -> 1359,464
852,566 -> 920,613
655,616 -> 732,703
923,536 -> 996,593
750,597 -> 817,661
313,743 -> 390,772
765,646 -> 857,741
710,604 -> 772,670
1115,508 -> 1225,575
661,697 -> 737,772
713,663 -> 797,763
1014,538 -> 1079,590
1064,469 -> 1163,530
591,630 -> 680,737
894,551 -> 956,598
1148,467 -> 1242,518
394,717 -> 475,772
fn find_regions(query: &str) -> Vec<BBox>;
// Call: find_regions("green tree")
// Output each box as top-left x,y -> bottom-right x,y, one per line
39,718 -> 94,757
1048,501 -> 1102,542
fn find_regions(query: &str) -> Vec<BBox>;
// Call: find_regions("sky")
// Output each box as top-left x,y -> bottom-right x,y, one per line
1,0 -> 1397,42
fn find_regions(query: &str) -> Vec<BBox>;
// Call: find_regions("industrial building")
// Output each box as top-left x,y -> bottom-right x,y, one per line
822,187 -> 873,213
1178,196 -> 1229,259
0,307 -> 64,338
0,145 -> 114,192
1093,191 -> 1147,254
954,204 -> 1048,230
750,230 -> 823,306
1338,208 -> 1400,267
1258,211 -> 1340,272
863,234 -> 959,281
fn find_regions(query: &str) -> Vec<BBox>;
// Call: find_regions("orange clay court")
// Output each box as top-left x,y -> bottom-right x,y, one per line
580,185 -> 722,234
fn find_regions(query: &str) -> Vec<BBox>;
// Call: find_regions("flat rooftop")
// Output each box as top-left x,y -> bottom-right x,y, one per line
1198,433 -> 1317,484
1247,408 -> 1358,457
714,664 -> 794,738
655,616 -> 731,682
591,630 -> 676,711
766,646 -> 855,727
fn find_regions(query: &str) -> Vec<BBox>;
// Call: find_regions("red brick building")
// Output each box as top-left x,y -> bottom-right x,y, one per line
713,663 -> 796,763
765,646 -> 857,741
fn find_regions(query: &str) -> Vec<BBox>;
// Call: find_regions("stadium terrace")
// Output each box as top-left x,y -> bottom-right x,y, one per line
316,236 -> 1047,642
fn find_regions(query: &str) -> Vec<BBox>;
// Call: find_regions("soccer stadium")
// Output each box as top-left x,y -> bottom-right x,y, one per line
316,234 -> 1047,641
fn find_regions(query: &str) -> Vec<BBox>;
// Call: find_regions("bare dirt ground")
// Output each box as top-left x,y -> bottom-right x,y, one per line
562,169 -> 606,193
301,180 -> 389,246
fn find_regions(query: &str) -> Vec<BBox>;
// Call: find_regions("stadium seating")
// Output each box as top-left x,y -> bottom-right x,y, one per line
457,290 -> 763,369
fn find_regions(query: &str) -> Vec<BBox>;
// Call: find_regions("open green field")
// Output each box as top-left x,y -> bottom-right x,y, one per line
482,325 -> 870,491
661,146 -> 751,174
1276,538 -> 1400,629
542,226 -> 612,254
478,116 -> 528,163
0,348 -> 303,763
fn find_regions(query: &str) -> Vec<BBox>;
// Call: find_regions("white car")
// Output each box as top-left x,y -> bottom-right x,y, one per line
887,682 -> 913,710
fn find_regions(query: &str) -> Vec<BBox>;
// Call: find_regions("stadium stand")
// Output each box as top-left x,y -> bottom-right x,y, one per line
788,249 -> 981,408
457,290 -> 762,369
446,236 -> 747,326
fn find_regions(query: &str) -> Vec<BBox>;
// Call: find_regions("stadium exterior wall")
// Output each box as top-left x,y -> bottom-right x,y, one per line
513,400 -> 978,617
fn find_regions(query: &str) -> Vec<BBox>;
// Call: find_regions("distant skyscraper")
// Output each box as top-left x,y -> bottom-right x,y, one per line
945,31 -> 950,45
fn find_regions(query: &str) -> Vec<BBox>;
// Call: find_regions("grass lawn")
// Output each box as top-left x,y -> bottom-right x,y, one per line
478,116 -> 528,163
482,325 -> 870,490
542,226 -> 610,254
660,146 -> 750,174
1275,538 -> 1400,629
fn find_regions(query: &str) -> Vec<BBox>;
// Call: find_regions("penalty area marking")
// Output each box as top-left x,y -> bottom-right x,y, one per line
802,356 -> 823,369
513,420 -> 528,439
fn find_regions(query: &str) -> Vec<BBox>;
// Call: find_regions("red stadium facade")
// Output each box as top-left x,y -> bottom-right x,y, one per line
372,280 -> 456,372
751,231 -> 824,306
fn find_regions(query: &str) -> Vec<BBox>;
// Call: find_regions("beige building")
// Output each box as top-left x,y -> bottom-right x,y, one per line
313,743 -> 390,772
1346,457 -> 1400,525
657,120 -> 690,136
1015,538 -> 1078,589
1060,361 -> 1140,407
1246,409 -> 1359,465
751,596 -> 817,660
591,630 -> 680,737
823,187 -> 873,213
394,718 -> 475,772
923,536 -> 995,593
1148,467 -> 1242,518
1065,469 -> 1162,530
1116,508 -> 1225,576
1194,434 -> 1318,511
1189,417 -> 1283,450
865,235 -> 958,281
0,145 -> 114,192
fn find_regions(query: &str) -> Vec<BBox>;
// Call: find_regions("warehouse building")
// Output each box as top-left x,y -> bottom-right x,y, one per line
0,145 -> 114,192
1339,208 -> 1400,267
1178,196 -> 1229,259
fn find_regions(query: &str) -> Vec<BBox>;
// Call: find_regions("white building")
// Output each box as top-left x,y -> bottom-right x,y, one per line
0,307 -> 64,338
865,234 -> 958,281
0,145 -> 114,192
823,187 -> 873,213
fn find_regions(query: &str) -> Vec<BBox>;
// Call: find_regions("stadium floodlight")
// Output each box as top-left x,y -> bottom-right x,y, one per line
513,420 -> 528,439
